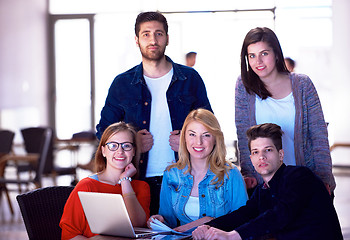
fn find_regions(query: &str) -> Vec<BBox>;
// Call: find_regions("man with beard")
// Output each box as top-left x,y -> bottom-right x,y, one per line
96,11 -> 212,215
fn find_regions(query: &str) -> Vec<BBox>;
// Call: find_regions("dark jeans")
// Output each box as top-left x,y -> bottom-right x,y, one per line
145,176 -> 163,216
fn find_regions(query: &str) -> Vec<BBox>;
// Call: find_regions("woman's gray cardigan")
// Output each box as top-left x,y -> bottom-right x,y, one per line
235,72 -> 336,191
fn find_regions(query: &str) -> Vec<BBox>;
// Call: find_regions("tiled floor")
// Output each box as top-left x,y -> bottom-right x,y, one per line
1,146 -> 350,240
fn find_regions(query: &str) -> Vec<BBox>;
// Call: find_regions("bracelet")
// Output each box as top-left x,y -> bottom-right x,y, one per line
118,177 -> 132,184
122,192 -> 136,197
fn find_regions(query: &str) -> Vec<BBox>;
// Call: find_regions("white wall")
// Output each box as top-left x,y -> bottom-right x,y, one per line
331,0 -> 350,143
0,0 -> 49,141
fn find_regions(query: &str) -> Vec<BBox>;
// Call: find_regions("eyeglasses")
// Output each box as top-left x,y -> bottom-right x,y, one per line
105,142 -> 134,151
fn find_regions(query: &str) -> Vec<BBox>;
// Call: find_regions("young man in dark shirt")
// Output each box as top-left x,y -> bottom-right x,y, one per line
192,123 -> 342,240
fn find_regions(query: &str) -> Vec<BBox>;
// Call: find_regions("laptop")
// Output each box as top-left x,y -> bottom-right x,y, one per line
78,191 -> 161,238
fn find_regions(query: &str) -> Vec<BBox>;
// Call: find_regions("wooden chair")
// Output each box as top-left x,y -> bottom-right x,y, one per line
56,130 -> 97,178
17,185 -> 74,240
0,128 -> 52,212
16,127 -> 77,187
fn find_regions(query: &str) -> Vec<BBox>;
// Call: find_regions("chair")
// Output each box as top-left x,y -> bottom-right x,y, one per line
72,130 -> 96,140
0,127 -> 52,191
0,129 -> 15,157
16,185 -> 74,240
0,129 -> 15,214
58,130 -> 97,175
17,127 -> 77,186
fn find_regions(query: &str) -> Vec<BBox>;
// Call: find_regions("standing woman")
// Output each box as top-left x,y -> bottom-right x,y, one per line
60,122 -> 150,240
148,109 -> 248,232
235,27 -> 335,194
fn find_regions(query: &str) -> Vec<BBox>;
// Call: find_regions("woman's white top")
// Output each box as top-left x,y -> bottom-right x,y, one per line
185,196 -> 200,221
255,92 -> 296,165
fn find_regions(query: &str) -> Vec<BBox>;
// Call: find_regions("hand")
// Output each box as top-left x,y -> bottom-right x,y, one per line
120,163 -> 137,179
169,130 -> 181,152
244,176 -> 258,189
137,129 -> 154,153
147,214 -> 164,228
192,225 -> 210,240
205,228 -> 241,240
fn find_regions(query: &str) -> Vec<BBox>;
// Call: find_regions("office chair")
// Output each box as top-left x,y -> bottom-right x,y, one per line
17,185 -> 74,240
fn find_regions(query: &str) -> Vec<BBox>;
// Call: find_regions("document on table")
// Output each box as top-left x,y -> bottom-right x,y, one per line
151,234 -> 192,240
149,218 -> 188,236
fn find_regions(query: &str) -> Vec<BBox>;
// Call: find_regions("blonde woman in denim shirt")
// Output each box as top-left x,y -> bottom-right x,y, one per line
147,109 -> 248,232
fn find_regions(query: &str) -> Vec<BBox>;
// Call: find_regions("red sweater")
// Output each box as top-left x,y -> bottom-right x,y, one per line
59,177 -> 150,239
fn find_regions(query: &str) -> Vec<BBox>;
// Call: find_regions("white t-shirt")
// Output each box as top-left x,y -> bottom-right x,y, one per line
144,68 -> 174,177
185,196 -> 200,221
255,92 -> 296,165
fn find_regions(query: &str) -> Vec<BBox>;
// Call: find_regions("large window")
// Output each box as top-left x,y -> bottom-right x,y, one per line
50,15 -> 95,139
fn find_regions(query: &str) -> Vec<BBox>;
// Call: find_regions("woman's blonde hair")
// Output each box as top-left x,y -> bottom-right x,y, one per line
167,108 -> 233,186
94,122 -> 140,177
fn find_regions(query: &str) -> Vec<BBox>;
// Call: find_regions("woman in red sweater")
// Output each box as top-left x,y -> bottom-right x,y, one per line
60,122 -> 150,240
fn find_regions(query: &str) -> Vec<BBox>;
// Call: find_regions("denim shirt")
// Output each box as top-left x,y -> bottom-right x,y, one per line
96,56 -> 212,179
159,165 -> 248,228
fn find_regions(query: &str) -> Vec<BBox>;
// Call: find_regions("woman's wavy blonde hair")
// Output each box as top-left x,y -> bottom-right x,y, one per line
94,122 -> 140,178
167,108 -> 233,186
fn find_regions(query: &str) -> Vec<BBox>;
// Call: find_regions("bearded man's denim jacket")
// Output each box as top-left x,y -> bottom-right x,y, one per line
96,56 -> 212,179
